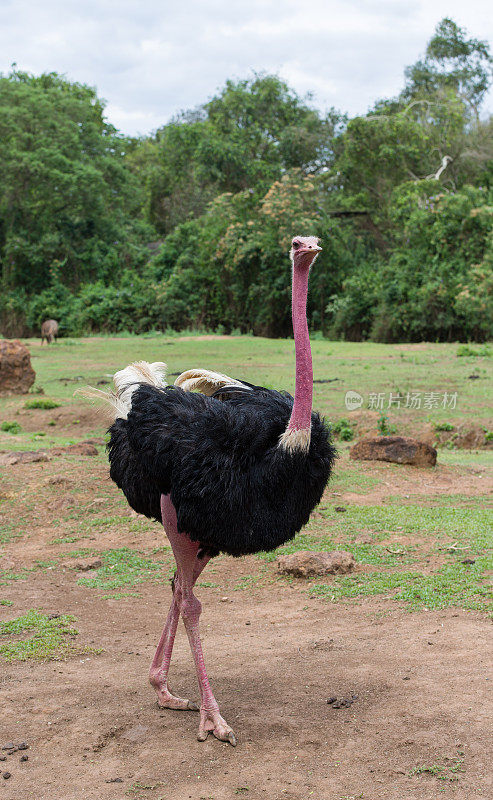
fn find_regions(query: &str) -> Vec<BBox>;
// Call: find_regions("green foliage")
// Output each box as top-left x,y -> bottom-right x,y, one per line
434,422 -> 454,432
409,759 -> 464,781
0,19 -> 492,341
77,548 -> 168,590
0,609 -> 90,662
24,398 -> 59,409
404,17 -> 493,115
377,413 -> 397,436
331,418 -> 354,441
1,421 -> 22,434
456,344 -> 492,357
0,68 -> 152,335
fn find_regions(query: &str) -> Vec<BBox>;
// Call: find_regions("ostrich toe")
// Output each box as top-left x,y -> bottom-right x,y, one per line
154,685 -> 199,711
198,708 -> 236,746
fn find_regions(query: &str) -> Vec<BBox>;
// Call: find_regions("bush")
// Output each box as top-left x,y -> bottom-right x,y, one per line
377,413 -> 397,436
1,421 -> 22,434
24,399 -> 60,410
332,418 -> 355,441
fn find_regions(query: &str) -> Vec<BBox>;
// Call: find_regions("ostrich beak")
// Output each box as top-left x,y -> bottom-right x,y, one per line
300,244 -> 322,254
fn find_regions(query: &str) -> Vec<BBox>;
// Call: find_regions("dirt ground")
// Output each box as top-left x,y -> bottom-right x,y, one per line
1,570 -> 491,800
0,445 -> 491,800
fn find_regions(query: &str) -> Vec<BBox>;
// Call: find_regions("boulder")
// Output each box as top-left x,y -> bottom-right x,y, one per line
350,436 -> 436,467
0,340 -> 35,395
71,558 -> 102,572
0,450 -> 49,466
0,441 -> 98,466
49,442 -> 98,456
276,550 -> 355,578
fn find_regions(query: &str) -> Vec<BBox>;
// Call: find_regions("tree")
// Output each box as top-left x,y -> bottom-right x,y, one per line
0,69 -> 150,294
404,18 -> 493,118
128,75 -> 341,235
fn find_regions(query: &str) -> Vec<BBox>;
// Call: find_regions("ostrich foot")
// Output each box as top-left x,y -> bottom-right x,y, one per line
197,707 -> 236,746
150,679 -> 199,711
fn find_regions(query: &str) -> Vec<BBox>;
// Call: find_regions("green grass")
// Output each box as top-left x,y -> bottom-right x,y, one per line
0,571 -> 29,586
2,334 -> 490,419
261,504 -> 492,556
0,599 -> 13,606
24,398 -> 60,410
0,335 -> 491,618
1,420 -> 22,434
409,758 -> 465,780
77,548 -> 171,590
309,559 -> 492,613
259,503 -> 492,612
0,609 -> 97,662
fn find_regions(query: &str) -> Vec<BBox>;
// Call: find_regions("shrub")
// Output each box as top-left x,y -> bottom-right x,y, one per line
434,422 -> 454,432
377,413 -> 397,436
24,399 -> 60,410
1,421 -> 22,434
332,418 -> 355,441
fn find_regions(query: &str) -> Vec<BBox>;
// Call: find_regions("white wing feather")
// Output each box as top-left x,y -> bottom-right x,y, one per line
174,368 -> 247,396
77,361 -> 167,419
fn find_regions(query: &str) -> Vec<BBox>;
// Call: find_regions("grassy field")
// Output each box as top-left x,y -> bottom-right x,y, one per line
0,335 -> 492,799
1,334 -> 492,612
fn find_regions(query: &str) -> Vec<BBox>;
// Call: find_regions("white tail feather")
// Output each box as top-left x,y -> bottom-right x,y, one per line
78,361 -> 167,419
175,368 -> 246,396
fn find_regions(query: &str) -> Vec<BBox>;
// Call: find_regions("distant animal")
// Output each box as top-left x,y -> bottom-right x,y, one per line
41,319 -> 59,345
82,236 -> 335,745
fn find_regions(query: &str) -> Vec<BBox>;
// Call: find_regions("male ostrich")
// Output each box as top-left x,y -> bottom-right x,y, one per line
85,236 -> 335,745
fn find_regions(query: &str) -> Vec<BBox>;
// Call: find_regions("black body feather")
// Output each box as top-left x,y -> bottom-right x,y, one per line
108,384 -> 336,557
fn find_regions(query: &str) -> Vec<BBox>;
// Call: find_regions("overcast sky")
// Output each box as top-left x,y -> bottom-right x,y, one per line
1,0 -> 491,136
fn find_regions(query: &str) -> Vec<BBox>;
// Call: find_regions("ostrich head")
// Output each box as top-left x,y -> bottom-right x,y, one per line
290,236 -> 322,269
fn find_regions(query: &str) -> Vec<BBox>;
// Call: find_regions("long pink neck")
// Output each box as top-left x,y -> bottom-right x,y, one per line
286,263 -> 313,433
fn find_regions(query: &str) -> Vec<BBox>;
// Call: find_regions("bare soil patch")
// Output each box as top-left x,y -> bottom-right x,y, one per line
1,572 -> 490,800
0,423 -> 491,798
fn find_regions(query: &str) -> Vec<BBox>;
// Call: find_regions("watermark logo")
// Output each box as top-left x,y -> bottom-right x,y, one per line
344,390 -> 458,411
345,390 -> 364,411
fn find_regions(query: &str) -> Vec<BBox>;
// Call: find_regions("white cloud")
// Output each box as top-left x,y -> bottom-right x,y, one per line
0,0 -> 491,136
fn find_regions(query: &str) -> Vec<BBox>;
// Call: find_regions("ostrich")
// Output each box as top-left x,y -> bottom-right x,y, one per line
83,236 -> 335,745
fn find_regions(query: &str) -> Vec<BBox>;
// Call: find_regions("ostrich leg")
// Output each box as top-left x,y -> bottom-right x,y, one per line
160,494 -> 236,745
149,518 -> 209,710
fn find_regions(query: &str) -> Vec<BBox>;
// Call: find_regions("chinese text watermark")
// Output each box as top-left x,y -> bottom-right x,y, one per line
344,390 -> 458,411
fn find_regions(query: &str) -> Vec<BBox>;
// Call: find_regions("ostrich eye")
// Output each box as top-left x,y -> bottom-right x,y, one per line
292,241 -> 301,249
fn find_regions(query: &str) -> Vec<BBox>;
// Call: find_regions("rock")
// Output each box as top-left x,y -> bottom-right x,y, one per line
72,559 -> 102,572
350,436 -> 437,467
1,744 -> 15,751
276,550 -> 355,578
20,755 -> 28,762
0,340 -> 36,395
0,450 -> 50,466
328,694 -> 358,709
0,441 -> 98,466
49,442 -> 98,456
2,772 -> 11,779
